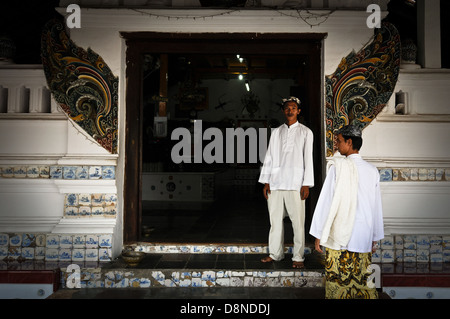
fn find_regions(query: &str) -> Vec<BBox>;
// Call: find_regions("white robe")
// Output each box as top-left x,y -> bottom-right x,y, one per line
258,121 -> 314,190
309,154 -> 384,253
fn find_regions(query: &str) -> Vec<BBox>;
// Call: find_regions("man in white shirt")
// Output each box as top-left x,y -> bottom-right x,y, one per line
309,124 -> 384,299
258,96 -> 314,269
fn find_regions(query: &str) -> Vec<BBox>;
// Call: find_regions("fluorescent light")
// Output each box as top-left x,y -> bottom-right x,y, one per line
245,80 -> 250,91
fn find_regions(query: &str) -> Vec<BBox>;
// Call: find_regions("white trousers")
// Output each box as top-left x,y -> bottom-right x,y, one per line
267,190 -> 305,262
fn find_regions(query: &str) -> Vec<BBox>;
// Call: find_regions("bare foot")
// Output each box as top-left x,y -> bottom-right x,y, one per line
292,261 -> 304,269
261,256 -> 274,263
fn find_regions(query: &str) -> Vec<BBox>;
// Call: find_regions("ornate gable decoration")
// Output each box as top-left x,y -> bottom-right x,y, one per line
41,19 -> 118,154
325,21 -> 401,156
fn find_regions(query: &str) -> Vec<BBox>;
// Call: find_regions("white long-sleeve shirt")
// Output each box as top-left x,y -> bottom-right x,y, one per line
309,154 -> 384,253
258,121 -> 314,191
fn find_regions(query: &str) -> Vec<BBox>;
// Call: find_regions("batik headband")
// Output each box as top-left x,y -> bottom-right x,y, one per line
282,96 -> 301,107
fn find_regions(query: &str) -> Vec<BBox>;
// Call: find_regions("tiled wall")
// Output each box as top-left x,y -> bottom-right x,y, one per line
64,193 -> 117,218
0,233 -> 113,266
0,165 -> 115,180
373,235 -> 450,263
379,168 -> 449,182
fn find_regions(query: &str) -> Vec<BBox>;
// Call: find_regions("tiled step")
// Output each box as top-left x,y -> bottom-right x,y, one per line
60,244 -> 326,289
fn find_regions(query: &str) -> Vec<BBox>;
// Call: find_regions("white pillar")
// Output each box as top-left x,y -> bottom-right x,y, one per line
417,0 -> 441,68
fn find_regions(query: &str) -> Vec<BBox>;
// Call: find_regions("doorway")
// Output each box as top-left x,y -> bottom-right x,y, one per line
122,32 -> 325,244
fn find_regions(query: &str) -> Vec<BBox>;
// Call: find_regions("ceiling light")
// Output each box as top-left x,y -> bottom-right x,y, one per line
245,80 -> 250,91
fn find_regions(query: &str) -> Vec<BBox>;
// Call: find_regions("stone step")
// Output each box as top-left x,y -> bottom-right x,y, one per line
60,250 -> 326,289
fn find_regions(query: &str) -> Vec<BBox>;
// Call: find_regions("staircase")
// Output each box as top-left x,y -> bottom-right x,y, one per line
60,243 -> 326,289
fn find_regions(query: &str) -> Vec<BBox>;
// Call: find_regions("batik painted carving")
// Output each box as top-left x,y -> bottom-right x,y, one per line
41,19 -> 118,154
325,22 -> 401,156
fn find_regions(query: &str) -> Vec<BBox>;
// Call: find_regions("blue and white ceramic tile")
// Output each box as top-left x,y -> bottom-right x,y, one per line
60,235 -> 73,248
85,235 -> 99,248
404,249 -> 416,262
103,206 -> 116,218
91,206 -> 103,217
102,166 -> 115,179
99,235 -> 112,248
410,168 -> 418,180
379,169 -> 392,182
91,194 -> 104,206
22,234 -> 36,247
75,166 -> 89,179
73,235 -> 86,248
430,236 -> 443,246
45,248 -> 59,261
27,166 -> 39,178
49,166 -> 62,179
381,236 -> 394,249
9,234 -> 21,246
99,248 -> 111,261
417,250 -> 429,262
0,234 -> 8,246
36,234 -> 46,247
103,194 -> 117,204
89,166 -> 102,179
417,235 -> 430,249
2,167 -> 13,178
85,248 -> 99,261
79,193 -> 91,206
79,206 -> 91,217
63,166 -> 77,179
72,249 -> 85,261
381,250 -> 395,263
418,168 -> 428,181
39,166 -> 50,178
46,235 -> 60,248
64,206 -> 78,218
65,193 -> 78,206
8,247 -> 21,260
400,168 -> 410,180
13,166 -> 27,178
35,247 -> 45,260
59,249 -> 72,261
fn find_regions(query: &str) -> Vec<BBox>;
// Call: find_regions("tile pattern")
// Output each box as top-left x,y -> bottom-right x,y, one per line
59,252 -> 326,289
379,168 -> 449,182
372,235 -> 450,263
0,165 -> 115,179
64,193 -> 117,218
0,233 -> 112,265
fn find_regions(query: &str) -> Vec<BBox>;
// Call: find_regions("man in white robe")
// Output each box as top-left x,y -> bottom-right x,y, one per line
258,96 -> 314,268
309,125 -> 384,298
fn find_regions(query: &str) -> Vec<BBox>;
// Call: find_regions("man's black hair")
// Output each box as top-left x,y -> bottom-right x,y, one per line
342,135 -> 363,151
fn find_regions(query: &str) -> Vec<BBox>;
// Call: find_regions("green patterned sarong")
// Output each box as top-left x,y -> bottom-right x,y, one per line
325,248 -> 378,299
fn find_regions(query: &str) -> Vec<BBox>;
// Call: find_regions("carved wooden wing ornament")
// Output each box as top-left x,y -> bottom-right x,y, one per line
325,21 -> 401,157
41,19 -> 119,154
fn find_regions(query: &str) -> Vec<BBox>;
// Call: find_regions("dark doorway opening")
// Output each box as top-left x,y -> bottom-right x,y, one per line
122,33 -> 325,244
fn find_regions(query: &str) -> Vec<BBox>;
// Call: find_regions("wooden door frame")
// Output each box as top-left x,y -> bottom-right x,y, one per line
121,32 -> 326,243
